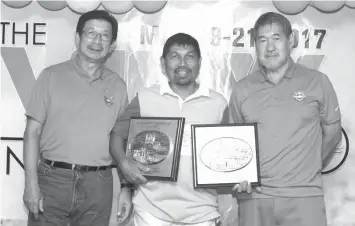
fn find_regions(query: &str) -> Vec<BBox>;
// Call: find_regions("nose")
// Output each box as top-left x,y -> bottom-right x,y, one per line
92,34 -> 102,44
266,40 -> 276,52
179,57 -> 187,66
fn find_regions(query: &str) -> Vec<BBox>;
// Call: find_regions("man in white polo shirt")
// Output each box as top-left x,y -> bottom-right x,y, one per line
110,33 -> 229,225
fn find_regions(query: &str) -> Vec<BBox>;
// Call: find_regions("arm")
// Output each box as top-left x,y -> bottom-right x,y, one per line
321,121 -> 342,168
23,118 -> 43,184
23,70 -> 50,218
318,73 -> 342,168
23,118 -> 44,219
228,88 -> 244,123
110,94 -> 147,184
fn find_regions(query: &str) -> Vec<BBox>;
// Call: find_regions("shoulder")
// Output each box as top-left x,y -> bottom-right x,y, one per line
138,84 -> 161,96
208,89 -> 228,105
35,61 -> 71,83
294,63 -> 327,80
104,67 -> 127,89
43,60 -> 72,75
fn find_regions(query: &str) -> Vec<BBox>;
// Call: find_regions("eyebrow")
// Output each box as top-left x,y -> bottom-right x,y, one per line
258,33 -> 281,39
85,28 -> 110,33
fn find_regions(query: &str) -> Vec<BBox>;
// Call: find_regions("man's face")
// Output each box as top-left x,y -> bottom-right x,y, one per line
160,43 -> 201,86
75,19 -> 115,63
255,23 -> 294,71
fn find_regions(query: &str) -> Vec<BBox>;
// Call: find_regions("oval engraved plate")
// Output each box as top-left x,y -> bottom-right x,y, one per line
129,130 -> 171,165
200,137 -> 253,172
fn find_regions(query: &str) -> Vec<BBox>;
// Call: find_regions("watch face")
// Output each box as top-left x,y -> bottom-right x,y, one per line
128,130 -> 172,165
200,137 -> 253,172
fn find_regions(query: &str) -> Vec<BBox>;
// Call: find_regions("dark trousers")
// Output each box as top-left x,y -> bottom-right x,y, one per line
28,161 -> 113,226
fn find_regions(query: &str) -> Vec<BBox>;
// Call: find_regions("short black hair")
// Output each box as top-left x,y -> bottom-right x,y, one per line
253,12 -> 292,41
76,10 -> 118,42
162,33 -> 201,58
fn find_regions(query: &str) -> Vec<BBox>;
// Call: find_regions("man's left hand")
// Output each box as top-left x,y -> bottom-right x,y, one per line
117,187 -> 133,225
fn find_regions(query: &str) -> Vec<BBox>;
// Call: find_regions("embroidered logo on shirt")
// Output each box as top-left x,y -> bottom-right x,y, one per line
292,91 -> 306,102
104,95 -> 114,106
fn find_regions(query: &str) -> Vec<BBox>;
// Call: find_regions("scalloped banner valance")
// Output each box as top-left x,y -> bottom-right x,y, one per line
2,0 -> 355,15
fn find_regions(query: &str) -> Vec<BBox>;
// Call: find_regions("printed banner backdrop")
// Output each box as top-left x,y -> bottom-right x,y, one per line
1,1 -> 354,225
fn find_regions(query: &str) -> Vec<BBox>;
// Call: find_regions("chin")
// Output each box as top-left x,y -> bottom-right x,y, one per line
261,61 -> 283,71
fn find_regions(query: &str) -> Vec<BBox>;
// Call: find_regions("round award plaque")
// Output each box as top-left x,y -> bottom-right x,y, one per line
200,137 -> 253,172
128,130 -> 172,165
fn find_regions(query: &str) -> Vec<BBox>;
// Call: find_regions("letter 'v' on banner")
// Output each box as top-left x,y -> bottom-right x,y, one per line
1,47 -> 36,110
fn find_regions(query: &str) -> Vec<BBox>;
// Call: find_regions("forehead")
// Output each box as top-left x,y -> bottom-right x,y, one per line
257,23 -> 286,37
83,19 -> 112,32
167,43 -> 197,54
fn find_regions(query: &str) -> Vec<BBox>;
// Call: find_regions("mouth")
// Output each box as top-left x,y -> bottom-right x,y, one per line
87,46 -> 103,53
265,54 -> 278,59
175,68 -> 191,74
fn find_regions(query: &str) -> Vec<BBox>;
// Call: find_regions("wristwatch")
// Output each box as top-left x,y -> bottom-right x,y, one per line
120,183 -> 134,190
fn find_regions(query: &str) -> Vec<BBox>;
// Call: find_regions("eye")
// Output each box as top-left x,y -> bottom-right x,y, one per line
187,54 -> 195,58
259,38 -> 267,43
87,31 -> 96,37
101,34 -> 110,40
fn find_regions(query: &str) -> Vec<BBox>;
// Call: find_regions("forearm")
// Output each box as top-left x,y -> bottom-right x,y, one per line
23,125 -> 42,183
110,132 -> 129,183
321,122 -> 342,167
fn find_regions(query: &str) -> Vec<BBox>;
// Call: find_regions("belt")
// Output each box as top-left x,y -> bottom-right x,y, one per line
42,158 -> 112,172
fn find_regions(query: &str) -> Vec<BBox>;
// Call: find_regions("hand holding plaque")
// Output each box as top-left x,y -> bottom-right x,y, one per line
126,117 -> 185,181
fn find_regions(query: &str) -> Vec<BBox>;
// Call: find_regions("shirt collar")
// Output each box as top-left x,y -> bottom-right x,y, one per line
70,51 -> 108,81
159,77 -> 210,98
258,58 -> 296,83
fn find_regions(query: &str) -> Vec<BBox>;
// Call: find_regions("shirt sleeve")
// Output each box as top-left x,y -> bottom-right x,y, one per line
220,106 -> 229,124
25,69 -> 51,124
319,73 -> 341,124
112,94 -> 141,139
228,88 -> 244,123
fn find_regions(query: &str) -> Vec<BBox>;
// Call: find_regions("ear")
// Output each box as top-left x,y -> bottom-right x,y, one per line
198,57 -> 202,69
109,40 -> 117,52
75,32 -> 80,49
288,29 -> 297,49
160,56 -> 166,75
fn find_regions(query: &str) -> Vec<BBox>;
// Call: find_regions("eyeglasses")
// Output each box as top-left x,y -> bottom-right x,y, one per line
84,30 -> 112,41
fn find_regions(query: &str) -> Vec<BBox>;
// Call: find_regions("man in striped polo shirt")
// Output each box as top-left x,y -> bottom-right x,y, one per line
111,33 -> 229,225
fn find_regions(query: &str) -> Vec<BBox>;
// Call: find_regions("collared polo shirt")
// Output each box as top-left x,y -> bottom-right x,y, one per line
114,80 -> 228,223
229,60 -> 341,198
26,52 -> 128,166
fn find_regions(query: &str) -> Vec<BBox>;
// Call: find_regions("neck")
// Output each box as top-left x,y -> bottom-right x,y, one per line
265,59 -> 291,84
77,53 -> 104,79
169,82 -> 199,100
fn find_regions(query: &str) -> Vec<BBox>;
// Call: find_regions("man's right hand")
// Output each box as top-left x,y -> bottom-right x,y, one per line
232,180 -> 262,195
23,181 -> 44,219
119,159 -> 149,185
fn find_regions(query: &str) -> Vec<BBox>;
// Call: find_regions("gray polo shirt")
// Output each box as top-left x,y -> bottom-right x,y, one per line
26,52 -> 128,166
229,60 -> 341,198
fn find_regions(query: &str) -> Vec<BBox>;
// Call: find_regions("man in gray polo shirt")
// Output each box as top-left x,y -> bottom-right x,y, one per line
23,10 -> 128,226
230,12 -> 342,226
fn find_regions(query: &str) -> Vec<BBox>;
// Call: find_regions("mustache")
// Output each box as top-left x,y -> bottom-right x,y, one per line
175,67 -> 192,73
